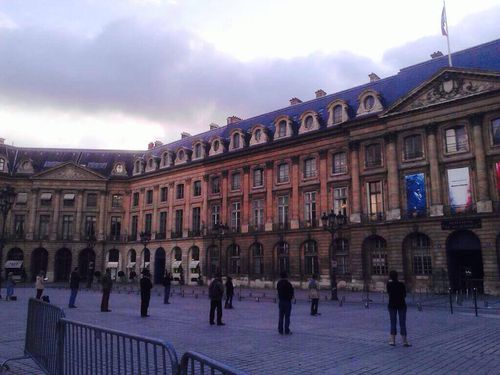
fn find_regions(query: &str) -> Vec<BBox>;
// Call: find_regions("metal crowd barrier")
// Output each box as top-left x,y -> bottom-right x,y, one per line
180,352 -> 246,375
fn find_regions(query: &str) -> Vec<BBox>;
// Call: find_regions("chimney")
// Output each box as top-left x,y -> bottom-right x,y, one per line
431,51 -> 444,59
369,73 -> 380,82
227,116 -> 242,125
154,140 -> 163,148
290,97 -> 303,106
181,132 -> 191,139
209,123 -> 219,130
315,89 -> 326,99
0,138 -> 5,145
148,142 -> 154,150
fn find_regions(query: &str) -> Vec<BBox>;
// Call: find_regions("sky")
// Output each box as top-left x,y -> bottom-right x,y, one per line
0,0 -> 498,150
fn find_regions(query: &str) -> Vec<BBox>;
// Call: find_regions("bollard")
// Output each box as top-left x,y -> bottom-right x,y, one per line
448,288 -> 453,315
473,288 -> 478,317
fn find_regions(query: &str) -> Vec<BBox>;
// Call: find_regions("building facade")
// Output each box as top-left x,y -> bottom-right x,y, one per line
1,40 -> 500,294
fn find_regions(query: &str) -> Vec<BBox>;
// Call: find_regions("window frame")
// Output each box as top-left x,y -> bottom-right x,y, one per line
303,157 -> 317,179
444,125 -> 469,154
332,152 -> 347,174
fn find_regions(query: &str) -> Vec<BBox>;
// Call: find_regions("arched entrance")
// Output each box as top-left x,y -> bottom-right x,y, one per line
6,248 -> 24,281
154,247 -> 166,284
188,246 -> 200,283
31,248 -> 48,281
446,230 -> 483,293
54,248 -> 72,282
107,249 -> 120,280
78,248 -> 96,280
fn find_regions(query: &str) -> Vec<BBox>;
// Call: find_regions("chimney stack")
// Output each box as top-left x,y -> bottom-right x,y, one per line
209,123 -> 219,130
181,132 -> 191,139
227,116 -> 242,125
148,142 -> 154,150
431,51 -> 444,59
289,97 -> 303,106
315,89 -> 326,99
0,138 -> 5,145
154,140 -> 163,148
369,73 -> 380,82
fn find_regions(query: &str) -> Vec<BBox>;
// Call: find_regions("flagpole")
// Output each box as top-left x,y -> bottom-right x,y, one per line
443,0 -> 453,66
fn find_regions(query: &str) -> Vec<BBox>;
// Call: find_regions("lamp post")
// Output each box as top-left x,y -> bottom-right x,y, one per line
321,209 -> 347,301
0,186 -> 16,297
139,231 -> 151,272
214,223 -> 228,276
85,233 -> 97,289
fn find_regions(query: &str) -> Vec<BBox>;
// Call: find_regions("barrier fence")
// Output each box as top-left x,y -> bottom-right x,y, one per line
1,298 -> 246,375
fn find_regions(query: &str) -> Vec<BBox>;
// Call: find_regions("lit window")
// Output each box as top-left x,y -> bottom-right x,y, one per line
367,181 -> 383,221
333,187 -> 348,217
111,194 -> 122,208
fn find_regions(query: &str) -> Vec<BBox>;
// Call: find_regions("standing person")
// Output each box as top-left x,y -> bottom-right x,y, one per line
5,273 -> 15,301
68,267 -> 80,308
308,274 -> 320,316
387,270 -> 410,347
35,271 -> 45,299
129,269 -> 137,284
277,271 -> 294,335
208,273 -> 225,326
163,271 -> 172,304
100,268 -> 113,312
140,269 -> 153,317
224,276 -> 234,309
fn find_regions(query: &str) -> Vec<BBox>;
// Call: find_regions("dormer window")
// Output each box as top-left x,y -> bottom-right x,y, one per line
357,90 -> 383,116
0,158 -> 5,172
213,140 -> 220,152
161,152 -> 171,168
278,120 -> 287,137
364,95 -> 375,110
299,112 -> 319,134
233,133 -> 240,149
250,126 -> 268,146
178,150 -> 184,160
209,138 -> 224,156
194,143 -> 202,159
114,163 -> 124,174
305,115 -> 313,129
255,129 -> 262,141
327,100 -> 349,126
134,160 -> 143,174
333,105 -> 342,124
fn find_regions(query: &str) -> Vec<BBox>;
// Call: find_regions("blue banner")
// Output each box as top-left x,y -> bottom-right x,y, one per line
405,173 -> 426,215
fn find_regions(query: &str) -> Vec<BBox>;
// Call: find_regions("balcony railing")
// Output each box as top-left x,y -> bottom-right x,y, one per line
155,232 -> 166,240
361,212 -> 386,223
33,234 -> 50,241
8,233 -> 26,240
249,224 -> 265,233
128,235 -> 138,242
171,231 -> 183,239
299,219 -> 318,229
57,234 -> 74,241
273,222 -> 289,231
107,234 -> 128,242
188,229 -> 202,237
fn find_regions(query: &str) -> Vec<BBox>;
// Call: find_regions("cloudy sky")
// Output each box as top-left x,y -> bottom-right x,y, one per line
0,0 -> 498,150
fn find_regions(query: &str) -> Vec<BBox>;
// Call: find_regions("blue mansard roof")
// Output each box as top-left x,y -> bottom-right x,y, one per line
1,38 -> 499,178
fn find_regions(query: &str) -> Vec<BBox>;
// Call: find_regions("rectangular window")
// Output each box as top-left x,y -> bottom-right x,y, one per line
404,135 -> 423,159
175,210 -> 183,235
336,239 -> 349,275
62,215 -> 74,240
277,163 -> 289,183
160,187 -> 168,202
367,181 -> 383,220
365,144 -> 382,168
211,177 -> 221,194
40,193 -> 52,207
14,215 -> 25,237
333,187 -> 348,216
86,193 -> 98,208
252,199 -> 264,228
144,213 -> 152,233
38,215 -> 50,238
85,216 -> 96,236
304,191 -> 317,226
146,190 -> 153,205
231,172 -> 241,190
332,152 -> 347,174
176,184 -> 184,199
192,207 -> 201,232
492,118 -> 500,145
193,181 -> 202,196
15,192 -> 28,205
132,192 -> 139,207
131,215 -> 138,238
303,158 -> 317,178
110,216 -> 121,238
211,205 -> 220,228
277,195 -> 289,226
63,193 -> 75,207
231,201 -> 241,230
111,194 -> 122,208
159,211 -> 167,237
445,127 -> 468,153
253,169 -> 264,188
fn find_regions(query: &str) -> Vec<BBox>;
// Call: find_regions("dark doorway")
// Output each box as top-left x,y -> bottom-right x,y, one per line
31,248 -> 48,281
446,230 -> 484,293
154,248 -> 166,284
78,248 -> 96,280
55,248 -> 72,282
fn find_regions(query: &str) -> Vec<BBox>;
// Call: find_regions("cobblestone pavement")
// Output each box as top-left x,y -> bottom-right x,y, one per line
1,285 -> 499,375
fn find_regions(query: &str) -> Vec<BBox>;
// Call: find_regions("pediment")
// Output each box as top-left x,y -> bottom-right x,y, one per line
33,162 -> 106,181
385,69 -> 500,116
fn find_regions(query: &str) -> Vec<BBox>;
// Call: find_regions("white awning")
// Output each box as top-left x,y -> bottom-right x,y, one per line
63,193 -> 75,200
107,262 -> 119,268
40,193 -> 52,200
16,193 -> 28,204
189,261 -> 200,268
4,260 -> 23,268
172,261 -> 182,268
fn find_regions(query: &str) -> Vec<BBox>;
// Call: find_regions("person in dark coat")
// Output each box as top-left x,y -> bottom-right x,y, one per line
129,269 -> 137,283
208,273 -> 225,326
224,276 -> 234,309
387,270 -> 410,347
100,268 -> 113,312
277,271 -> 294,335
163,271 -> 173,304
140,269 -> 153,317
68,267 -> 80,308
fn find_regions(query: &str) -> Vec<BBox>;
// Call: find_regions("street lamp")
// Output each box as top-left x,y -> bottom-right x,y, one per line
85,233 -> 97,289
139,231 -> 151,272
321,209 -> 347,301
0,186 -> 16,297
213,223 -> 228,276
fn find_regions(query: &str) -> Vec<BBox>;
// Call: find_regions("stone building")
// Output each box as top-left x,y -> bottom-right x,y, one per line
1,39 -> 499,294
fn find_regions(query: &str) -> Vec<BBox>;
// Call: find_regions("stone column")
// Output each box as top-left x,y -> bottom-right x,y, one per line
471,115 -> 492,212
241,166 -> 250,233
202,175 -> 209,233
183,178 -> 191,237
167,183 -> 174,239
349,142 -> 361,223
122,190 -> 131,241
265,161 -> 274,231
426,125 -> 443,216
318,150 -> 329,218
152,185 -> 159,239
50,190 -> 61,240
385,133 -> 401,220
74,191 -> 83,241
138,188 -> 145,235
26,188 -> 38,240
290,156 -> 300,229
98,191 -> 106,241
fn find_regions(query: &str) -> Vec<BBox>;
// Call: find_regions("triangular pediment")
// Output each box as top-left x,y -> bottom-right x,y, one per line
32,162 -> 106,181
385,68 -> 500,116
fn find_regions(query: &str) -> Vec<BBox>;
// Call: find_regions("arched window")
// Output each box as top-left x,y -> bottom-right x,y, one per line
369,237 -> 388,275
213,140 -> 220,152
135,160 -> 141,173
277,241 -> 289,274
173,247 -> 182,261
229,244 -> 241,274
191,246 -> 200,261
251,243 -> 264,275
408,234 -> 432,275
162,153 -> 169,167
333,105 -> 343,124
194,143 -> 202,158
129,249 -> 137,263
335,239 -> 349,275
233,133 -> 240,149
304,115 -> 314,129
178,150 -> 184,161
142,248 -> 151,268
108,249 -> 120,263
278,120 -> 287,138
254,128 -> 262,142
7,248 -> 23,261
303,240 -> 319,275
